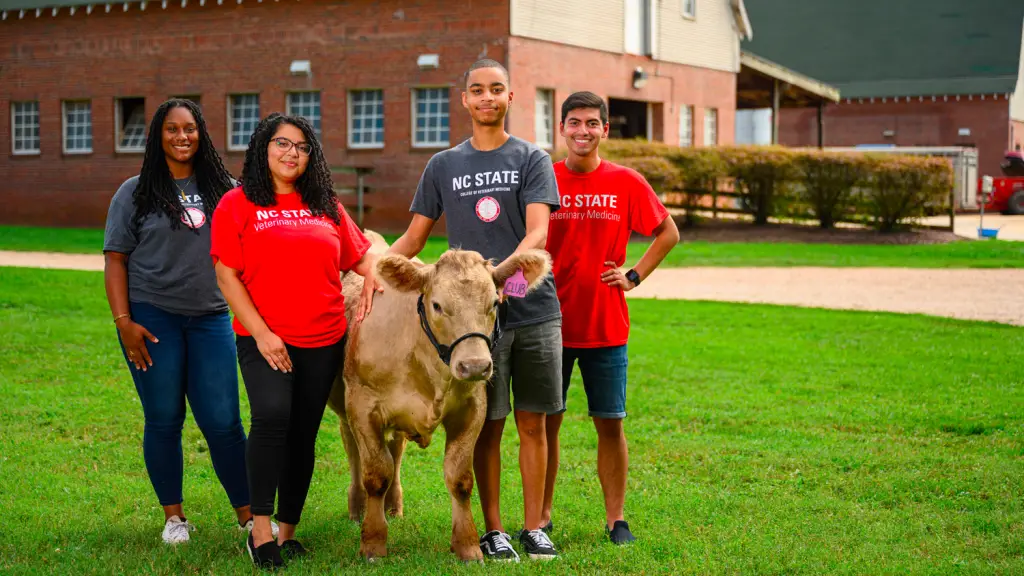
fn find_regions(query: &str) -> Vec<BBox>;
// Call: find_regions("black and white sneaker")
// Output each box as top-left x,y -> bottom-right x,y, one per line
607,520 -> 636,545
247,533 -> 285,570
519,528 -> 558,560
479,530 -> 520,562
516,521 -> 553,539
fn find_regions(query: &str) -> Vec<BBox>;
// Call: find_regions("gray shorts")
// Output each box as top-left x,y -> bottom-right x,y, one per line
486,318 -> 563,421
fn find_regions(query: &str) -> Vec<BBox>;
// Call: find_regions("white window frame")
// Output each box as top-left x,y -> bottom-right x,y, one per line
227,94 -> 260,152
535,88 -> 554,149
348,89 -> 385,149
679,105 -> 693,147
11,101 -> 40,156
704,107 -> 718,146
62,100 -> 93,155
411,87 -> 450,149
115,97 -> 147,154
682,0 -> 696,19
286,91 -> 322,136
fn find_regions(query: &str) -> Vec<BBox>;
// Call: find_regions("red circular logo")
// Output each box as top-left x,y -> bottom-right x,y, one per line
181,207 -> 207,229
475,196 -> 500,223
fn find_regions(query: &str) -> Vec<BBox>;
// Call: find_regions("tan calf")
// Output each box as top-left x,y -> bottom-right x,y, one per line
328,232 -> 551,561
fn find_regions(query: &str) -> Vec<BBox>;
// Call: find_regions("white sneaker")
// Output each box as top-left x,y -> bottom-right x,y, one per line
240,517 -> 280,538
161,515 -> 195,545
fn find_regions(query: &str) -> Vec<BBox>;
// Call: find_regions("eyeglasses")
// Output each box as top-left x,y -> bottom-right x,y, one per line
270,137 -> 312,156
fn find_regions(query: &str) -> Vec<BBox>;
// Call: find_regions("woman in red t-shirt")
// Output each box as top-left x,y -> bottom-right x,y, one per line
210,113 -> 377,570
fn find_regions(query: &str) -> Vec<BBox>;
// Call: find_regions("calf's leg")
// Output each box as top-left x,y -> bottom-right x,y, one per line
348,404 -> 393,560
339,415 -> 365,521
385,433 -> 407,518
443,396 -> 486,561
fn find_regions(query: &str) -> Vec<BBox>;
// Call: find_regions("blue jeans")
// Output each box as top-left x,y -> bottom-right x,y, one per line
559,345 -> 629,419
118,301 -> 250,508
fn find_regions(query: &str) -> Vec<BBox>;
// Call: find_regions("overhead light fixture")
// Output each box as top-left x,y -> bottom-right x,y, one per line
289,60 -> 311,76
632,67 -> 648,89
882,129 -> 895,138
417,54 -> 440,70
958,128 -> 971,136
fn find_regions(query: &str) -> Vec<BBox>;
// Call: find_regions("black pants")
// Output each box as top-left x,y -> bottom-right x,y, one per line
236,334 -> 345,524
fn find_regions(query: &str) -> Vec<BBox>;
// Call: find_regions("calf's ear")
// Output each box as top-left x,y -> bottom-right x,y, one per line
378,255 -> 434,292
490,249 -> 552,292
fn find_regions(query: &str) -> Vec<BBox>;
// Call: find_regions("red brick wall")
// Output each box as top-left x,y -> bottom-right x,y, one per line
0,0 -> 509,232
778,95 -> 1013,177
506,36 -> 737,152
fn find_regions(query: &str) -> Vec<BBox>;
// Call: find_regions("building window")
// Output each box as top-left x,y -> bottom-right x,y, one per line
116,98 -> 146,153
63,100 -> 93,154
412,88 -> 449,148
11,101 -> 40,155
679,105 -> 693,147
682,0 -> 696,18
625,0 -> 654,55
228,94 -> 260,151
287,92 -> 321,136
535,89 -> 554,149
173,95 -> 202,107
703,108 -> 718,146
348,89 -> 385,148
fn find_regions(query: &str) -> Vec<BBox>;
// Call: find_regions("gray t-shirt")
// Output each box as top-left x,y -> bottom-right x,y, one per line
410,136 -> 561,329
103,175 -> 228,316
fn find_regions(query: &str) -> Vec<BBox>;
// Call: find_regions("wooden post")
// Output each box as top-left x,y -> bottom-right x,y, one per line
771,78 -> 780,145
817,102 -> 825,149
356,170 -> 366,228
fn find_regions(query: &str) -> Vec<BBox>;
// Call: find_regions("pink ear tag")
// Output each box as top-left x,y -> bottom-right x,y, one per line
503,269 -> 528,299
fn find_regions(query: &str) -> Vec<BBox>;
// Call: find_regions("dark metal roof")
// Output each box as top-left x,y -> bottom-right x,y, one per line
741,0 -> 1024,98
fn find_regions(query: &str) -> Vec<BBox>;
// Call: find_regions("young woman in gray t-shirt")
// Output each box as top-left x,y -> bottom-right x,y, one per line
102,99 -> 267,545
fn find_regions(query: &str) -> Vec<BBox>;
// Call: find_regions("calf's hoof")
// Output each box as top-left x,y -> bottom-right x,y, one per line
452,543 -> 484,562
360,540 -> 387,561
385,489 -> 404,518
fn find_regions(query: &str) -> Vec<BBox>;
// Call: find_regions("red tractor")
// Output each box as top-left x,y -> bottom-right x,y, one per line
981,151 -> 1024,214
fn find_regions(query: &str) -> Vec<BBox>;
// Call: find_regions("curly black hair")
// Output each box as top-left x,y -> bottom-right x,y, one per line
132,98 -> 235,231
240,113 -> 340,224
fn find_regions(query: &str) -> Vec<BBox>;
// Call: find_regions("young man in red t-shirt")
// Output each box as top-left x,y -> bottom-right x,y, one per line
542,91 -> 679,544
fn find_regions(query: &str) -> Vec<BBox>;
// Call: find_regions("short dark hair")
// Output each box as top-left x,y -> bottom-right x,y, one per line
464,58 -> 509,88
561,91 -> 608,125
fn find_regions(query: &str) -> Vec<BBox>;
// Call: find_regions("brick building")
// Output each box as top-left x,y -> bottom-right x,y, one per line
0,0 -> 753,232
742,0 -> 1024,179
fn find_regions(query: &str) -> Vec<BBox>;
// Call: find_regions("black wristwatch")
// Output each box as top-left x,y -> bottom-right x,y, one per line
625,269 -> 641,286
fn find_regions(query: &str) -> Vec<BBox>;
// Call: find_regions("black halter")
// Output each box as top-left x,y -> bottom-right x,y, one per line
417,294 -> 506,366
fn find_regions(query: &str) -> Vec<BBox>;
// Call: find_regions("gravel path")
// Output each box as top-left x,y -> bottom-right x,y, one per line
3,250 -> 1022,326
628,267 -> 1024,326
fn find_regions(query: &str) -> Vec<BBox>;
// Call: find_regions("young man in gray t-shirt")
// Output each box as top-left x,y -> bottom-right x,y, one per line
388,59 -> 562,561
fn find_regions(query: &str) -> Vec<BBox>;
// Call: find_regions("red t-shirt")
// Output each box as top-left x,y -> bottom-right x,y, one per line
546,160 -> 670,348
210,187 -> 371,348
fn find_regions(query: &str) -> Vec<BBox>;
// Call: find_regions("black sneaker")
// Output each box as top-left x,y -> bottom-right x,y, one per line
280,539 -> 308,560
247,533 -> 285,570
519,528 -> 558,560
479,530 -> 520,562
606,520 -> 636,545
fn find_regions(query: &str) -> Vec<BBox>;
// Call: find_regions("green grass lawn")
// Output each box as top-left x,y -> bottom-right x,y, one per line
3,224 -> 1024,268
1,266 -> 1022,574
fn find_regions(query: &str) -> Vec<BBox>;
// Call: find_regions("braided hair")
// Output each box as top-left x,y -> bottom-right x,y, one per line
240,113 -> 340,224
132,98 -> 235,231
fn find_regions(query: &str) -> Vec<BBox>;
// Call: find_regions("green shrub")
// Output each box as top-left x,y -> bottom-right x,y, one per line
614,156 -> 682,192
720,146 -> 798,225
863,155 -> 952,232
795,152 -> 868,229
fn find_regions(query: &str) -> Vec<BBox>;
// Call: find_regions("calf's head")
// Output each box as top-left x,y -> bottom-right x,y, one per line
377,249 -> 552,382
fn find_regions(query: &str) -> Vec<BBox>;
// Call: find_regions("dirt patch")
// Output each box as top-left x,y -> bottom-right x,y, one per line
667,217 -> 964,245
